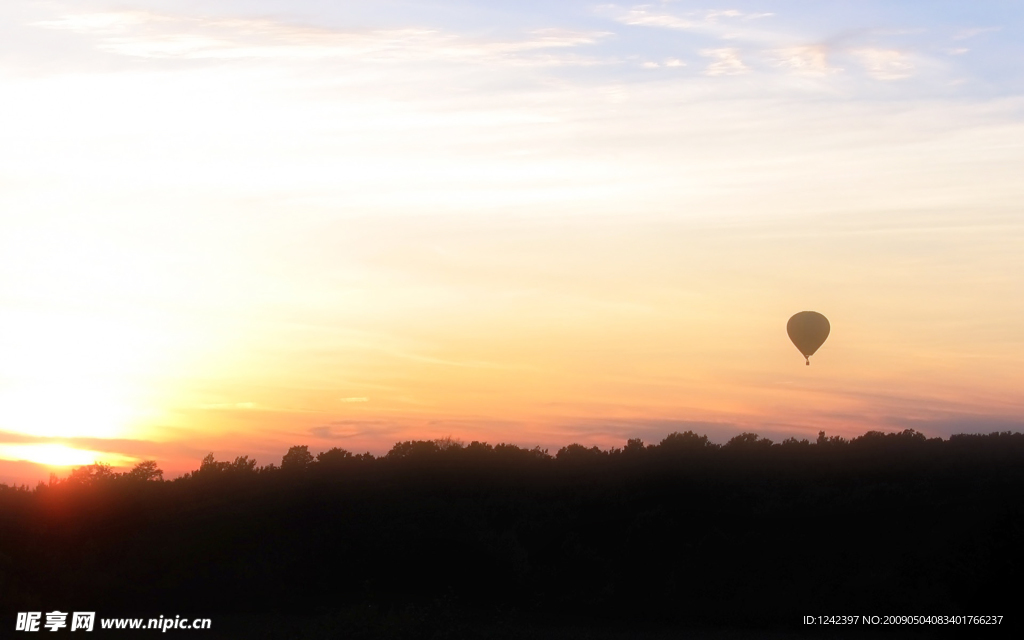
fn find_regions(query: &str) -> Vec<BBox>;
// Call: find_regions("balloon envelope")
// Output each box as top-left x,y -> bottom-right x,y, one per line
787,311 -> 830,363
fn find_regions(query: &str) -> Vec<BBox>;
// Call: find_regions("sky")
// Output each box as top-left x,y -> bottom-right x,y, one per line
1,0 -> 1023,484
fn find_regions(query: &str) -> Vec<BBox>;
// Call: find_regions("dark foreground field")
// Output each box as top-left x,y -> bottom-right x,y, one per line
1,430 -> 1021,638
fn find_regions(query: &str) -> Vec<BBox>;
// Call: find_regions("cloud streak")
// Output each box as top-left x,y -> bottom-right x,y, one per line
33,11 -> 610,66
853,48 -> 915,80
598,4 -> 933,82
953,27 -> 1000,41
311,420 -> 405,440
0,430 -> 210,464
607,5 -> 774,33
768,45 -> 838,76
700,48 -> 749,76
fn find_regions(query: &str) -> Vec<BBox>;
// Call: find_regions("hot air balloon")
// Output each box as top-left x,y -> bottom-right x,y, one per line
787,311 -> 829,365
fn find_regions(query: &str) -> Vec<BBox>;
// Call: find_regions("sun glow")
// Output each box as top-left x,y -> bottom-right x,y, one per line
0,443 -> 135,468
0,305 -> 176,440
0,381 -> 140,439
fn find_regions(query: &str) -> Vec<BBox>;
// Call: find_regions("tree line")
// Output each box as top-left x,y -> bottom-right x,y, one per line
1,429 -> 1022,639
10,428 -> 1022,492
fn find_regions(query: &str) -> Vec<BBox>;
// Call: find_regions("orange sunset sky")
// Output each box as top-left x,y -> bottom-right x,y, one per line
2,0 -> 1023,484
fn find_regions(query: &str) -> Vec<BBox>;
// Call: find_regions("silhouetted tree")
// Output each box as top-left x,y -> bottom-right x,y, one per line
816,430 -> 848,447
281,445 -> 314,472
387,440 -> 441,460
125,460 -> 164,482
62,462 -> 116,485
231,455 -> 258,473
659,430 -> 715,455
780,437 -> 810,448
433,436 -> 464,451
623,438 -> 645,456
724,432 -> 773,450
555,443 -> 605,464
316,447 -> 353,465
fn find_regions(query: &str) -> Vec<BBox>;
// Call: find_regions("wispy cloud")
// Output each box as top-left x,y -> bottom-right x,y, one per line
611,7 -> 697,30
32,11 -> 157,34
603,3 -> 777,44
953,26 -> 1000,41
700,48 -> 748,76
706,10 -> 775,22
607,5 -> 772,31
33,11 -> 610,66
853,48 -> 915,80
768,45 -> 838,76
0,430 -> 209,465
601,5 -> 933,82
312,420 -> 403,439
198,402 -> 260,411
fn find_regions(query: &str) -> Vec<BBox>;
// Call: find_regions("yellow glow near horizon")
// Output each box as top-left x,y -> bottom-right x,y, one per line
0,443 -> 136,468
